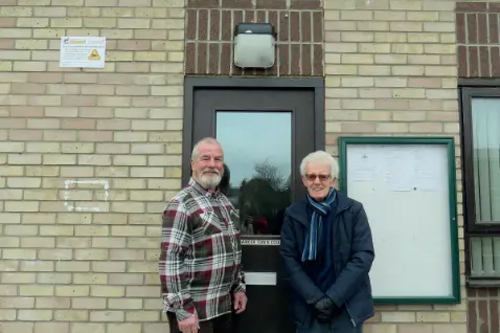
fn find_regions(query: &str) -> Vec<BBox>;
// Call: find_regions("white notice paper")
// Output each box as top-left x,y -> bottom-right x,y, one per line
383,148 -> 415,192
413,146 -> 443,192
59,36 -> 106,68
351,151 -> 376,181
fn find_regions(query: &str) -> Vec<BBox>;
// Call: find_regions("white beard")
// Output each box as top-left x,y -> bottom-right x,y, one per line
198,173 -> 222,190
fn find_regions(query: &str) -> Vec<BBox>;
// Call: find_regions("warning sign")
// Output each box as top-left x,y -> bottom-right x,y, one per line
59,36 -> 106,68
88,49 -> 101,61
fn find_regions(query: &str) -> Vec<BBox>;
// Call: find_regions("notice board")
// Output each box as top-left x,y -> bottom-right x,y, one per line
338,137 -> 460,304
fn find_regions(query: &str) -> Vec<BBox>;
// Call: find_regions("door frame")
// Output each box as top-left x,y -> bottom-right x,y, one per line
182,76 -> 326,186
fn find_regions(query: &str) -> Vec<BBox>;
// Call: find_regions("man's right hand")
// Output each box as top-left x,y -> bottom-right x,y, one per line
178,311 -> 200,333
313,296 -> 340,323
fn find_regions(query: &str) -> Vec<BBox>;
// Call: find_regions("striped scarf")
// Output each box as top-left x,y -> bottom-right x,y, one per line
301,188 -> 337,262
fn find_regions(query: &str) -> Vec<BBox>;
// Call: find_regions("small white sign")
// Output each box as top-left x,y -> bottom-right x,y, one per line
245,272 -> 277,286
59,36 -> 106,68
241,239 -> 280,246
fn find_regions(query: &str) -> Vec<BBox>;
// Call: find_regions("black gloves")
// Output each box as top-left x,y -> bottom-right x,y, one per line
313,296 -> 341,323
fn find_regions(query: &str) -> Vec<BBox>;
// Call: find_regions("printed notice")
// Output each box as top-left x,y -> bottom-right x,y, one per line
379,146 -> 444,192
413,146 -> 443,192
351,151 -> 376,181
383,148 -> 415,192
59,36 -> 106,68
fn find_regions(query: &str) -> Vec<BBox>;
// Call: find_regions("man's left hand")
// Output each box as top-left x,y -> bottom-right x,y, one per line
233,291 -> 247,314
314,296 -> 340,323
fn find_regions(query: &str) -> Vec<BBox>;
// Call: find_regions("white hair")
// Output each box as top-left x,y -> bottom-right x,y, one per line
300,151 -> 339,179
191,137 -> 221,160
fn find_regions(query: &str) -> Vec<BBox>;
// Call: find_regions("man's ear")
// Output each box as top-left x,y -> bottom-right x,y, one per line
190,158 -> 195,175
301,175 -> 308,188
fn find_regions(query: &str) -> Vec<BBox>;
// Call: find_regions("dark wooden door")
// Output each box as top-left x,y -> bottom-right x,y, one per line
187,88 -> 319,333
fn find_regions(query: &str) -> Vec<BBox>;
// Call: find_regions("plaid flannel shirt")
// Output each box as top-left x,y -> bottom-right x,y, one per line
159,178 -> 246,322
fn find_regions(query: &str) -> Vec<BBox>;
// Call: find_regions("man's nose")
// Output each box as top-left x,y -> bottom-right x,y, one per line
207,158 -> 216,167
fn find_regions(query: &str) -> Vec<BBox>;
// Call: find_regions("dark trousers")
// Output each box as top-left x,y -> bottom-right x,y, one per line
167,312 -> 235,333
296,308 -> 363,333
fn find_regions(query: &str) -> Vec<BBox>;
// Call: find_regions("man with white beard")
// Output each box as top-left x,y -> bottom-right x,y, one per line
159,137 -> 247,333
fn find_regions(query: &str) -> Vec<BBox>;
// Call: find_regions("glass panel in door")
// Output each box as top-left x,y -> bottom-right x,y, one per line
216,111 -> 292,236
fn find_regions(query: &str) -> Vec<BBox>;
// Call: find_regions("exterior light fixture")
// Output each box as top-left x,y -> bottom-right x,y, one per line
233,23 -> 277,69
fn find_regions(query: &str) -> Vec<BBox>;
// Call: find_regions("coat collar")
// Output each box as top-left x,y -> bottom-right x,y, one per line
286,190 -> 354,227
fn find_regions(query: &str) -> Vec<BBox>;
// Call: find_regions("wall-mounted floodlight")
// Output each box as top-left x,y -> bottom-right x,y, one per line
233,23 -> 277,69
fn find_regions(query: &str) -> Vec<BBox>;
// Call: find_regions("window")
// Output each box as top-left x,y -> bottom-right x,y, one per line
470,98 -> 500,224
470,237 -> 500,278
461,87 -> 500,282
216,111 -> 292,236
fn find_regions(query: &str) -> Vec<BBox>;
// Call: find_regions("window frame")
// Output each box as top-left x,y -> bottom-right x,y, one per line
460,81 -> 500,283
460,85 -> 500,235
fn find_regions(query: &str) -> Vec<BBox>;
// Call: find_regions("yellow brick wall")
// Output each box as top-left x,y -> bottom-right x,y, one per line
0,0 -> 466,333
0,0 -> 184,332
324,1 -> 466,333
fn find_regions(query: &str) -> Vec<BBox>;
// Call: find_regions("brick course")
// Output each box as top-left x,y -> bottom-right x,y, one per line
456,2 -> 500,77
468,288 -> 500,333
185,0 -> 323,76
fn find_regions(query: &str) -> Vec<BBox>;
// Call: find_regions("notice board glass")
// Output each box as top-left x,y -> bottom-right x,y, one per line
338,137 -> 460,304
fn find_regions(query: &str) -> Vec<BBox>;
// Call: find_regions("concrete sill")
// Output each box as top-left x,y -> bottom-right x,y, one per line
467,278 -> 500,288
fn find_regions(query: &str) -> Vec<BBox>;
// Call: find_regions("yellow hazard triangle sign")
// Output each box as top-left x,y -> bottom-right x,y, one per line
88,49 -> 101,61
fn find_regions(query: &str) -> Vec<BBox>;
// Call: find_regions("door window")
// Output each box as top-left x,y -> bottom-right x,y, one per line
185,87 -> 322,241
216,111 -> 292,236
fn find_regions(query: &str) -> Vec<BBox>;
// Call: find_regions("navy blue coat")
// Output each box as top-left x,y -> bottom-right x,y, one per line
279,191 -> 375,329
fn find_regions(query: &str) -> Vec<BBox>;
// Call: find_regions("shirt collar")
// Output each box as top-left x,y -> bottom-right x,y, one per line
189,177 -> 221,198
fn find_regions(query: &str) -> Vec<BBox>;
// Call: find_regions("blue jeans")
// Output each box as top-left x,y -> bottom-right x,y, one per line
296,309 -> 363,333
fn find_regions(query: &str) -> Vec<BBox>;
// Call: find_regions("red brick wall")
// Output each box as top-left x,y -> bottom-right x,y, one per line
456,2 -> 500,77
185,0 -> 323,76
456,3 -> 500,333
468,288 -> 500,333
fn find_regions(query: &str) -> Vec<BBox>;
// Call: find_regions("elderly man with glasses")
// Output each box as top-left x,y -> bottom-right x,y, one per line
280,151 -> 375,333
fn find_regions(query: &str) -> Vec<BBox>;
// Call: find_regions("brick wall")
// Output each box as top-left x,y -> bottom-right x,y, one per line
323,1 -> 466,332
468,288 -> 500,333
456,2 -> 500,77
0,0 -> 469,333
185,0 -> 323,76
0,0 -> 185,332
456,3 -> 500,333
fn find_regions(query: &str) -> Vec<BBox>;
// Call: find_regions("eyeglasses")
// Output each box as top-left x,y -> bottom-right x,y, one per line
305,174 -> 331,182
